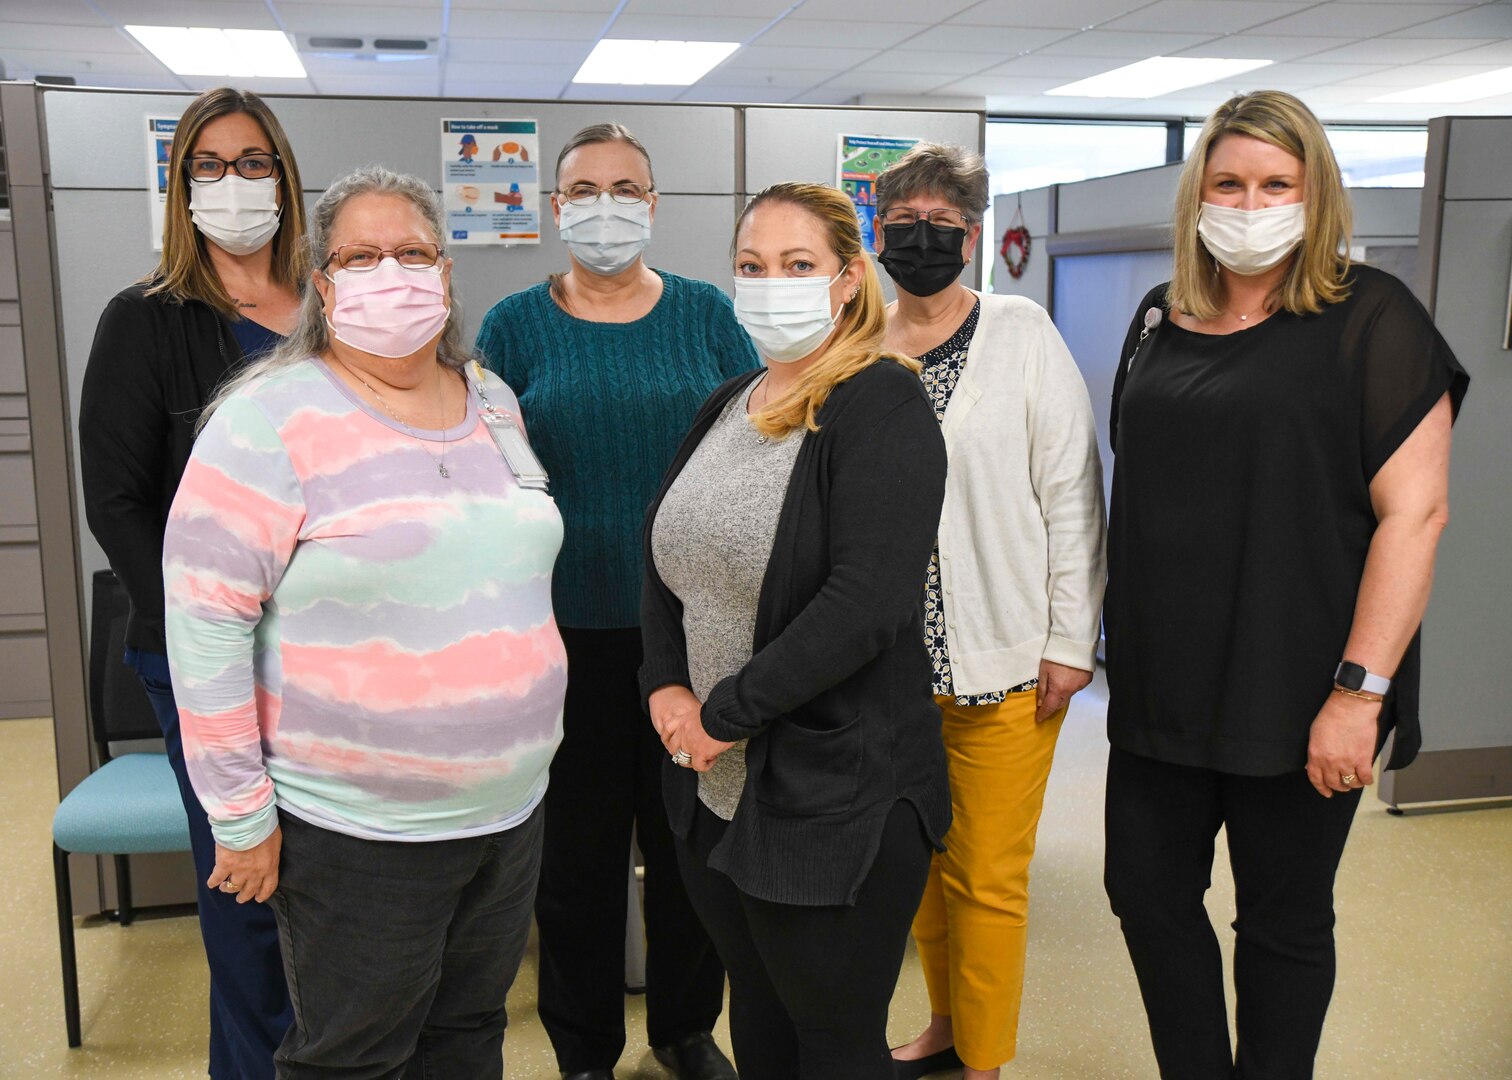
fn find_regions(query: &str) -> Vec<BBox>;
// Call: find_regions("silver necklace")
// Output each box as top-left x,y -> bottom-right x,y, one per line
341,362 -> 453,478
750,374 -> 771,444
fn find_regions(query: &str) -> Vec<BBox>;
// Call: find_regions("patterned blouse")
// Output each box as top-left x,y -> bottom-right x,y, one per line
919,300 -> 1037,706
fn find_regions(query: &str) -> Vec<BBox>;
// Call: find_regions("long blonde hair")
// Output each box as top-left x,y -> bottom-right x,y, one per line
1172,90 -> 1352,320
736,183 -> 918,440
145,87 -> 307,316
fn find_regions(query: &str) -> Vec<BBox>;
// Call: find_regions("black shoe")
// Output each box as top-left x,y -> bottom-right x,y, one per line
891,1045 -> 965,1080
562,1071 -> 616,1080
652,1031 -> 738,1079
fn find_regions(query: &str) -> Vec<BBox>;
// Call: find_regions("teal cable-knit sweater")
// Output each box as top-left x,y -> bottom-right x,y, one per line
475,270 -> 760,629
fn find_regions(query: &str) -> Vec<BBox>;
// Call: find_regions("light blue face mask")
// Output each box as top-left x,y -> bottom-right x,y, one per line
732,269 -> 848,364
557,193 -> 652,276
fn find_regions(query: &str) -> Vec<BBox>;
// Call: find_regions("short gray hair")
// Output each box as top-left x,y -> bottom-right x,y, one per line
198,165 -> 473,431
874,142 -> 990,225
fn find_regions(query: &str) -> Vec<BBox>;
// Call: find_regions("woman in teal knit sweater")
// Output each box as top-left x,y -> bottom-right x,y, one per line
474,123 -> 756,1080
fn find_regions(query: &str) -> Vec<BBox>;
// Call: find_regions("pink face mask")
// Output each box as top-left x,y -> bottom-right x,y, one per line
324,258 -> 450,359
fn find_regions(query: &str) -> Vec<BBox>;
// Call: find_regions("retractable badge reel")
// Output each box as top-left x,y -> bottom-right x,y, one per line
1126,307 -> 1163,371
469,363 -> 549,492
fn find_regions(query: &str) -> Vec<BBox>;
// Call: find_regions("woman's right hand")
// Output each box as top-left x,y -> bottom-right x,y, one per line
207,826 -> 281,904
650,685 -> 729,771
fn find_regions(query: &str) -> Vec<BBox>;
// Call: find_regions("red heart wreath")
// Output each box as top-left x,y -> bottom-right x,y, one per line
1001,224 -> 1031,279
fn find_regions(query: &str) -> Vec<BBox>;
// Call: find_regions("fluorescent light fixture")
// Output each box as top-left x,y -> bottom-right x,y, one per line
126,26 -> 306,78
1046,56 -> 1273,99
572,39 -> 740,86
1369,66 -> 1512,104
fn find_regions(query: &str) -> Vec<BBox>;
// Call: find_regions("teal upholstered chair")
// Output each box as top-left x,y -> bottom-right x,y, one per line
51,570 -> 191,1047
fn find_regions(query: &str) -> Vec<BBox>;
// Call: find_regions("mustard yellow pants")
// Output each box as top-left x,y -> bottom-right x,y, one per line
911,690 -> 1065,1071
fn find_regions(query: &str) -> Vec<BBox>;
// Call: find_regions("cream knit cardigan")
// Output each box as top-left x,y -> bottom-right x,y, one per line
935,291 -> 1107,695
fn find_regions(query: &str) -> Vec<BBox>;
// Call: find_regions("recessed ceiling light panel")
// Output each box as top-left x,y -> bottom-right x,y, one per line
1046,56 -> 1273,99
572,39 -> 740,86
126,26 -> 306,79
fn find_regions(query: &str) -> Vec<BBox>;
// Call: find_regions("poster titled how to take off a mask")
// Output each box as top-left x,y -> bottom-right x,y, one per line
440,118 -> 541,245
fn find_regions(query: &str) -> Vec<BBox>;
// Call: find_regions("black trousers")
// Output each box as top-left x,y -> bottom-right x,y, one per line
535,627 -> 726,1071
270,806 -> 542,1079
1104,746 -> 1364,1080
676,800 -> 931,1080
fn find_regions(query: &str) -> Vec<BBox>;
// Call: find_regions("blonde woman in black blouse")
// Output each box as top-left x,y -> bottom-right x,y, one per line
1104,90 -> 1468,1078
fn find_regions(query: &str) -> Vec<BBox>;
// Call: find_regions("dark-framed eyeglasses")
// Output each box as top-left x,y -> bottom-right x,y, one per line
878,207 -> 971,230
323,243 -> 444,273
556,182 -> 654,206
185,152 -> 282,183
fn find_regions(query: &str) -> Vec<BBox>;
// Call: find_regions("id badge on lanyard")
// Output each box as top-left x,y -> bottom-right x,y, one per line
468,362 -> 550,492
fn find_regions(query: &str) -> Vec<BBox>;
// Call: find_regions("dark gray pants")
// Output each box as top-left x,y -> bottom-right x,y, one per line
269,805 -> 544,1080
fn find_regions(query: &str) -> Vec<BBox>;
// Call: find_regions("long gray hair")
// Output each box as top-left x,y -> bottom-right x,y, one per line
198,165 -> 472,432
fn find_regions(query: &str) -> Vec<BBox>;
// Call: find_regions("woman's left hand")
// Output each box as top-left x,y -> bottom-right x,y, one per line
652,691 -> 732,773
1306,693 -> 1381,797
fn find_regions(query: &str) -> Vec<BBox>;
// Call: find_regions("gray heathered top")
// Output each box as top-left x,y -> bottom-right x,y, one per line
650,379 -> 805,820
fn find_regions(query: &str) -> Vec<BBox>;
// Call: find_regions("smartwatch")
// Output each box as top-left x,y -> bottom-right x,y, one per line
1335,661 -> 1391,696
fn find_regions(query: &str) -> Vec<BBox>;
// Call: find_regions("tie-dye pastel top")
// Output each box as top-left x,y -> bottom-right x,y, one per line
164,357 -> 567,850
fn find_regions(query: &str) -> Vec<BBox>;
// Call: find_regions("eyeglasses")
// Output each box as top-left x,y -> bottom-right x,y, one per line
185,153 -> 282,183
556,182 -> 654,206
877,207 -> 971,230
323,243 -> 444,272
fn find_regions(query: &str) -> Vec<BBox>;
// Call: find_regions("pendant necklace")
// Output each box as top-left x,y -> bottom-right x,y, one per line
341,361 -> 453,478
750,374 -> 771,445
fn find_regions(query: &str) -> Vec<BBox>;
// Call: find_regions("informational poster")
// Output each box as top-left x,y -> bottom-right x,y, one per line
837,134 -> 919,255
146,115 -> 179,251
440,118 -> 540,246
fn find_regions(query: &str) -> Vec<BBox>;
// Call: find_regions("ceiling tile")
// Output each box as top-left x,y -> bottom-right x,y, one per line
1323,61 -> 1510,86
1037,30 -> 1218,58
447,9 -> 608,38
935,74 -> 1061,95
719,44 -> 880,71
624,0 -> 796,14
986,54 -> 1131,78
1427,38 -> 1512,63
853,49 -> 1006,76
756,21 -> 930,49
275,5 -> 441,36
1300,37 -> 1497,64
1105,1 -> 1313,35
948,0 -> 1157,30
1384,4 -> 1512,37
694,67 -> 827,89
91,0 -> 279,27
1172,35 -> 1358,61
444,38 -> 593,65
1248,3 -> 1476,38
811,70 -> 957,93
1253,61 -> 1395,88
0,47 -> 171,77
0,23 -> 143,52
1,1 -> 112,25
904,25 -> 1071,53
791,0 -> 978,20
608,13 -> 776,40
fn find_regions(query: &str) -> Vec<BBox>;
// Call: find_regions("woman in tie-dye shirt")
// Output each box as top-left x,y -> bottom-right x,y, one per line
164,166 -> 565,1078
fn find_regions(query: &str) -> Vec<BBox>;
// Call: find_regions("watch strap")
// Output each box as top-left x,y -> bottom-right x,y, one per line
1335,661 -> 1391,696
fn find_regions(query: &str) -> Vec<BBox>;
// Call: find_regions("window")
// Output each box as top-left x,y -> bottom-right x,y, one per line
1181,125 -> 1426,187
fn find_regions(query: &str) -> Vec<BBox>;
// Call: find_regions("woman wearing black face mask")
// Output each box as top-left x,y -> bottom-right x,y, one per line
876,144 -> 1107,1080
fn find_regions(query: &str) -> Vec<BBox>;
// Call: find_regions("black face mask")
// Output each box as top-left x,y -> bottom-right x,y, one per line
877,220 -> 967,297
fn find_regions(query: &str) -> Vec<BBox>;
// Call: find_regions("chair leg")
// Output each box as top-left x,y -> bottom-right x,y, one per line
53,844 -> 81,1048
113,854 -> 133,927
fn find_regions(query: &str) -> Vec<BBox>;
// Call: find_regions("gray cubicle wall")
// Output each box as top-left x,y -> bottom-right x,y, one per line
13,83 -> 984,913
0,213 -> 51,720
1380,116 -> 1512,806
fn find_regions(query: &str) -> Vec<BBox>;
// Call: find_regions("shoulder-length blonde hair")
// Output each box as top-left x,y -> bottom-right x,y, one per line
736,182 -> 918,440
145,87 -> 307,316
1172,90 -> 1351,320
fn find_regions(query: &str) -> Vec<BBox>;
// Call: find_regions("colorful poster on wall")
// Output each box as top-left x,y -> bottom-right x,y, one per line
837,134 -> 919,255
440,118 -> 540,245
146,115 -> 179,251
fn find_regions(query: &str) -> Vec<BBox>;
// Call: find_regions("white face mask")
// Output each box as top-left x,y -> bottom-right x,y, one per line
557,193 -> 652,276
189,175 -> 281,256
733,271 -> 846,364
1197,202 -> 1306,276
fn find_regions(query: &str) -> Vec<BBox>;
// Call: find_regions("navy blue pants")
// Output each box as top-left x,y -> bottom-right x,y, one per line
132,649 -> 293,1080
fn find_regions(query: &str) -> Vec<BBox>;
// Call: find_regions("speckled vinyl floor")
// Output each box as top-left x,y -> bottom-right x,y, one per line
3,675 -> 1509,1078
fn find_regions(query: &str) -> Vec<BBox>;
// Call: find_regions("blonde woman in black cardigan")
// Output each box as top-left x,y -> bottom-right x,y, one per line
640,182 -> 949,1080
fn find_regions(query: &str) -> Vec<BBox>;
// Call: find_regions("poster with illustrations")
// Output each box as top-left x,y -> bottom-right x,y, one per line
837,134 -> 919,255
440,118 -> 540,245
146,115 -> 179,251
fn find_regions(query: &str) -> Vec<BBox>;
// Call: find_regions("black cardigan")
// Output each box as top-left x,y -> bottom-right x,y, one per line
640,359 -> 950,907
80,284 -> 244,653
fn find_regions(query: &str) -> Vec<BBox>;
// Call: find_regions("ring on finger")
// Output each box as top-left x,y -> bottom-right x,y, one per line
671,748 -> 692,767
1341,773 -> 1357,786
219,881 -> 240,893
